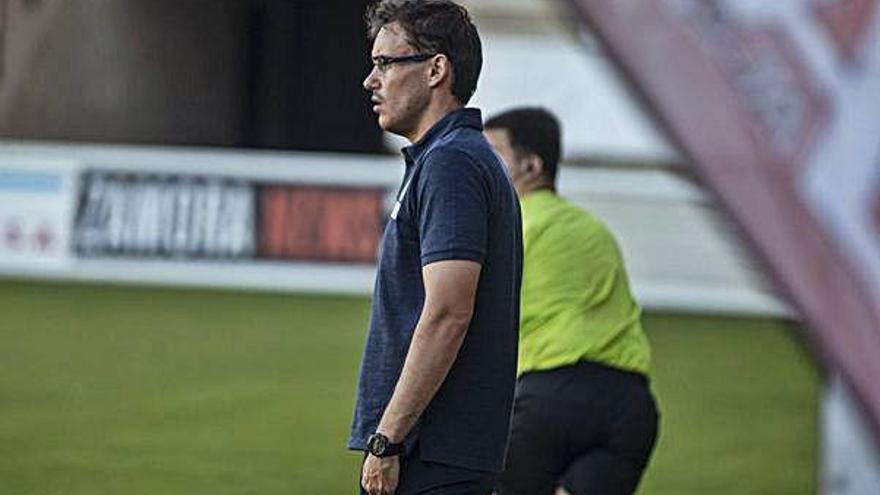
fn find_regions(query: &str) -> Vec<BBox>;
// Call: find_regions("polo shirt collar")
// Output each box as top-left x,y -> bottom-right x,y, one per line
402,107 -> 483,165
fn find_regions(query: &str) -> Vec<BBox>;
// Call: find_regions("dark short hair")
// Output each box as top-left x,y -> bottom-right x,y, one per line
366,0 -> 482,104
485,107 -> 562,183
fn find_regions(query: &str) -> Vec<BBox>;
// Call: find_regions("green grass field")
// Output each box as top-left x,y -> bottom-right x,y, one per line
0,280 -> 819,494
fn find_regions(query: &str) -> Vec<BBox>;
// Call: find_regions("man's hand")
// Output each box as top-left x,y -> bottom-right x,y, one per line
361,454 -> 400,495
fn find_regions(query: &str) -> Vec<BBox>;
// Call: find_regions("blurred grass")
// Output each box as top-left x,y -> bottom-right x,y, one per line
0,280 -> 818,494
639,313 -> 819,494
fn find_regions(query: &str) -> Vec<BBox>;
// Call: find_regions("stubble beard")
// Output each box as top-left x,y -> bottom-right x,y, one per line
381,95 -> 429,142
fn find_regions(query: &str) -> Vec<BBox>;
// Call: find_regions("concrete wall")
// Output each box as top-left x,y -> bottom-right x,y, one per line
0,0 -> 382,151
0,0 -> 250,145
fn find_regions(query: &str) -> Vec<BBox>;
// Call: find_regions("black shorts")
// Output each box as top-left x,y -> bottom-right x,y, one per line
496,360 -> 659,495
360,444 -> 495,495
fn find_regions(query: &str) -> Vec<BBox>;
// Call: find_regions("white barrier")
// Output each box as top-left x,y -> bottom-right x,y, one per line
0,140 -> 789,317
0,155 -> 79,271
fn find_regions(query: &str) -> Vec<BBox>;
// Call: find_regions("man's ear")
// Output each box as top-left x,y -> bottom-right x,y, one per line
427,54 -> 452,89
526,154 -> 545,178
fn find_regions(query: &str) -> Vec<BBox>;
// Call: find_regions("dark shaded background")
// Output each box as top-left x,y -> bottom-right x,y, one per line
0,0 -> 383,153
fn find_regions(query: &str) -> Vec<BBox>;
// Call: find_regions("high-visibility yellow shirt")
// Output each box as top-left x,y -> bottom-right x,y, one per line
518,189 -> 650,376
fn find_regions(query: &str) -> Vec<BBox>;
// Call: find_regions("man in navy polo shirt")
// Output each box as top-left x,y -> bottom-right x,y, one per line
348,1 -> 522,494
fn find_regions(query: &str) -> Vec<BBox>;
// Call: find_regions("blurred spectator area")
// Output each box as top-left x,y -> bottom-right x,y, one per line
0,0 -> 383,152
0,0 -> 790,318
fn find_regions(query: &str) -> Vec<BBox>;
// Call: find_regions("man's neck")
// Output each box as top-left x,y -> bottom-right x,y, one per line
518,183 -> 556,197
406,96 -> 463,144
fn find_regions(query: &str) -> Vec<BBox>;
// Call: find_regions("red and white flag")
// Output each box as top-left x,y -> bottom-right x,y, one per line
567,0 -> 880,434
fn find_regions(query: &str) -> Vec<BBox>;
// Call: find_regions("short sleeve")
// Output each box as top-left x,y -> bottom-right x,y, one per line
416,146 -> 490,266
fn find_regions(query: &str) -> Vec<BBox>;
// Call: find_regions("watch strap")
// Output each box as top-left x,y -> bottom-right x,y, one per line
367,432 -> 404,457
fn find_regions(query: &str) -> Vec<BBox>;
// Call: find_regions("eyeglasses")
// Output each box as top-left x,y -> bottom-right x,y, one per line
371,53 -> 438,73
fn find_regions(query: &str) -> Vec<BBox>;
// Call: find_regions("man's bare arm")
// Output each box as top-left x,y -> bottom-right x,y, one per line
375,259 -> 481,442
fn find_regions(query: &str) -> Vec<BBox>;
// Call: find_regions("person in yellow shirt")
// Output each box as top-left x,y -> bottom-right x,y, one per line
485,107 -> 658,495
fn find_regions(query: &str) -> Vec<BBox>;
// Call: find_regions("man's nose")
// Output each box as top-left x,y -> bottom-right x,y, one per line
363,67 -> 379,91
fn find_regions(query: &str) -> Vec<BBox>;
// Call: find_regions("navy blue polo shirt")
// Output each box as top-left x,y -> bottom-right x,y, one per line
348,108 -> 522,473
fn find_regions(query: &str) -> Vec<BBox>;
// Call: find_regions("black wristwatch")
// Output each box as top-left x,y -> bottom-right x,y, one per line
366,432 -> 404,457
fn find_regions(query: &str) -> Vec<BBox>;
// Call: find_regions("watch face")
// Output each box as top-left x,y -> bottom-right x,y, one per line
368,434 -> 386,455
